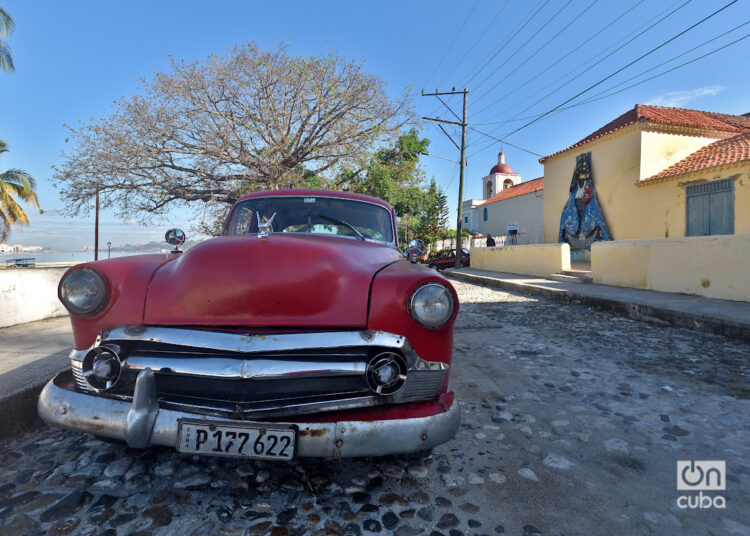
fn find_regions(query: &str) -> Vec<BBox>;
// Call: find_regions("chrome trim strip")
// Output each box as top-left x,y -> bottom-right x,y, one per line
125,355 -> 366,380
101,326 -> 406,354
38,374 -> 460,457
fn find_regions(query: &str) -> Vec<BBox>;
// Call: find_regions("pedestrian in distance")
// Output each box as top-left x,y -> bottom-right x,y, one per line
486,234 -> 496,247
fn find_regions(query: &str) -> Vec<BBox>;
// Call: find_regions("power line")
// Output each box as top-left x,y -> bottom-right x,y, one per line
472,0 -> 575,100
436,0 -> 512,89
576,18 -> 750,106
473,0 -> 646,117
469,127 -> 542,157
472,0 -> 600,113
500,0 -> 739,140
498,0 -> 692,129
470,22 -> 750,153
565,32 -> 750,111
468,0 -> 688,155
462,0 -> 549,88
424,0 -> 481,89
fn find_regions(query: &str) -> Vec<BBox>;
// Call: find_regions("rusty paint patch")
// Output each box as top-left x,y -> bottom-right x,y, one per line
298,428 -> 329,438
701,278 -> 711,288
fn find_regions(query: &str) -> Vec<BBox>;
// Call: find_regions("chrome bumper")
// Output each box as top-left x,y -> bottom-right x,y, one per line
38,369 -> 460,457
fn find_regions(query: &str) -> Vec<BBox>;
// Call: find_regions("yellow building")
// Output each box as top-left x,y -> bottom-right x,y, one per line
540,104 -> 750,244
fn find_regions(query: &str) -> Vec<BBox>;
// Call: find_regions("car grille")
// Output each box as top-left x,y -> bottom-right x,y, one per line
71,327 -> 449,420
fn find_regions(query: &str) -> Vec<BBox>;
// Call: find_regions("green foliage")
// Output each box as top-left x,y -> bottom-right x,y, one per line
0,141 -> 39,242
0,7 -> 16,73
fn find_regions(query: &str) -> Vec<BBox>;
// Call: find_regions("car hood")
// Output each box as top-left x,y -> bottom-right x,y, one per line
144,234 -> 402,328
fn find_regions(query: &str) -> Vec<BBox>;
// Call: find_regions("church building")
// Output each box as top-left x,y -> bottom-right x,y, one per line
462,151 -> 544,243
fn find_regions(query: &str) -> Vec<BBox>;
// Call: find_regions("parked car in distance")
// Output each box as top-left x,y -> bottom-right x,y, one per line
428,248 -> 470,270
38,190 -> 461,461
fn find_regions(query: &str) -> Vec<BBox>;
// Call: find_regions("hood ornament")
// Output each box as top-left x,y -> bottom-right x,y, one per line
256,212 -> 277,239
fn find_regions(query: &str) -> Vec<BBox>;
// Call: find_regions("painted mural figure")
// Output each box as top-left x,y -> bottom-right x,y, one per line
558,152 -> 610,249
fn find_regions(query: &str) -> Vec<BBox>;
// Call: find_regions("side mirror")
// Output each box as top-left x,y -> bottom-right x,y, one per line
406,239 -> 425,264
165,228 -> 186,253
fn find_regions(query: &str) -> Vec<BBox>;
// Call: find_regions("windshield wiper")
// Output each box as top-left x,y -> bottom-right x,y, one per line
318,213 -> 366,241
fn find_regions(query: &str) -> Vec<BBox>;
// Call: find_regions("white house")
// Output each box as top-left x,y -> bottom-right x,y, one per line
462,150 -> 545,244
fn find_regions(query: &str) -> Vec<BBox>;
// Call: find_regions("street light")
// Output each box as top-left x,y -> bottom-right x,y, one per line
107,241 -> 111,259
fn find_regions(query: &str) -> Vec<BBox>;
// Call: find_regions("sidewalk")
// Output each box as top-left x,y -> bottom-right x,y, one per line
0,316 -> 72,441
446,267 -> 750,342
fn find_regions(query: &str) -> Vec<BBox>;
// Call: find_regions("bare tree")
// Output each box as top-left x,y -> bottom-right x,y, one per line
53,43 -> 414,227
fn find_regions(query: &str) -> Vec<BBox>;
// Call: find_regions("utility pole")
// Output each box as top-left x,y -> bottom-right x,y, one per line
421,87 -> 468,268
94,188 -> 99,261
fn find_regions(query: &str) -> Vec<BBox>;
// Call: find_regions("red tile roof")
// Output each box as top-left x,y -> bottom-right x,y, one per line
539,104 -> 750,163
483,177 -> 544,204
641,132 -> 750,182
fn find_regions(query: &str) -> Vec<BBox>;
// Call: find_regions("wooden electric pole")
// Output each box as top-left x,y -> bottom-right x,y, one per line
421,87 -> 468,268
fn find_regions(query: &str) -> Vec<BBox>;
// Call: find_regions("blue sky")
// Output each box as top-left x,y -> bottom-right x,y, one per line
1,0 -> 748,249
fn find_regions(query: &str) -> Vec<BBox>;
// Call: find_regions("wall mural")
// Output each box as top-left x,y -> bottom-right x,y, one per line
558,152 -> 610,250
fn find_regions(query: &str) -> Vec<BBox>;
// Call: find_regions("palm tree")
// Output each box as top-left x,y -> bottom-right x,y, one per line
0,6 -> 15,72
1,141 -> 38,242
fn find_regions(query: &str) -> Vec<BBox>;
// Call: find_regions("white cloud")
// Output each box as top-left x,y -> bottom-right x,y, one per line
646,86 -> 726,108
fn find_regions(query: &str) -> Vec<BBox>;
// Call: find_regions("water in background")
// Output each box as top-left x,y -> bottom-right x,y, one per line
0,250 -> 154,265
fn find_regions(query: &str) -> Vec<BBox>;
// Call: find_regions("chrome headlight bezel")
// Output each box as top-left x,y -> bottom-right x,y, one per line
58,267 -> 109,317
408,282 -> 455,329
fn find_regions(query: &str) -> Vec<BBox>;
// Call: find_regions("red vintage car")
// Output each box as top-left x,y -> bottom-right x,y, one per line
38,190 -> 460,460
428,248 -> 470,270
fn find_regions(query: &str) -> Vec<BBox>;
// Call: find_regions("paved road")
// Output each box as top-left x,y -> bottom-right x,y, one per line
2,281 -> 749,536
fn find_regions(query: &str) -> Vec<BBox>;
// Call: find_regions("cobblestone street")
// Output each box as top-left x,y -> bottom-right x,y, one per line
2,280 -> 750,536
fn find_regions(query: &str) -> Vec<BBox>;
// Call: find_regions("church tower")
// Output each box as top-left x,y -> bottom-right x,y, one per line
482,151 -> 521,200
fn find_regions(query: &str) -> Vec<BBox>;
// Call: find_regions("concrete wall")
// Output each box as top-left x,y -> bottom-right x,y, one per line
470,191 -> 544,244
470,243 -> 571,277
542,125 -> 741,243
0,268 -> 68,327
592,234 -> 750,301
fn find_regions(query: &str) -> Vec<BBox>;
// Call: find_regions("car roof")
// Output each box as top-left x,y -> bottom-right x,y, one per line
235,189 -> 394,212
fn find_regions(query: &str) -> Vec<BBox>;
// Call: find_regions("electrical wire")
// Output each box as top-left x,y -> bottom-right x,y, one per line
461,0 -> 549,88
436,0 -> 512,89
470,24 -> 750,156
472,0 -> 576,101
424,0 -> 481,89
499,0 -> 692,129
472,0 -> 601,113
468,127 -> 543,157
500,0 -> 739,140
473,0 -> 646,117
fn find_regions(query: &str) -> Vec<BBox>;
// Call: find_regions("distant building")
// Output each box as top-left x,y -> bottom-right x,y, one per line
0,244 -> 22,253
462,151 -> 544,244
540,104 -> 750,245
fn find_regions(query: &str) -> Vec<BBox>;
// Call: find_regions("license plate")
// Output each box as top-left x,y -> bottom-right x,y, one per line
177,420 -> 297,460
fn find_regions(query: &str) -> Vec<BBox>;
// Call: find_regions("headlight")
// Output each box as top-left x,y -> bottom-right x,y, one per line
58,268 -> 108,316
409,283 -> 454,328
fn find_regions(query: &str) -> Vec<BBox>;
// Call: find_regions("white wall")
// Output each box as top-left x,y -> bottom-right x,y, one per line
0,268 -> 69,327
475,191 -> 544,243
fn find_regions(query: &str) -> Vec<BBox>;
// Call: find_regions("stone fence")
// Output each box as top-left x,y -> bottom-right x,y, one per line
591,234 -> 750,302
0,267 -> 69,328
470,243 -> 571,277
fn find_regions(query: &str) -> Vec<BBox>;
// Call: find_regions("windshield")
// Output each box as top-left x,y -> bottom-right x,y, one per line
223,196 -> 395,244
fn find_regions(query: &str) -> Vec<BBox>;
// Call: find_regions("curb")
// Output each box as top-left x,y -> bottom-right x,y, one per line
0,380 -> 48,443
445,270 -> 750,343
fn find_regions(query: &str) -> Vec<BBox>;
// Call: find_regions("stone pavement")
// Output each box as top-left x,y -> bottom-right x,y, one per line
1,279 -> 749,535
0,316 -> 72,440
447,268 -> 750,342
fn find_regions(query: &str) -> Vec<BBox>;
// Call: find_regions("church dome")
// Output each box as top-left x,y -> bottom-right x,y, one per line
490,162 -> 514,174
489,150 -> 513,175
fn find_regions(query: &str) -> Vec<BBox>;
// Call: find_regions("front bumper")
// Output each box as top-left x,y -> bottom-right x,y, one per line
38,370 -> 460,458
